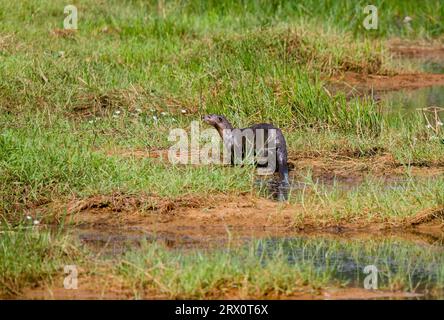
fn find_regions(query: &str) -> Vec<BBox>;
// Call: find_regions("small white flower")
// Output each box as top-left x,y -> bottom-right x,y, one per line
114,110 -> 121,115
153,115 -> 158,121
437,121 -> 443,126
403,16 -> 413,23
88,120 -> 94,124
161,111 -> 167,116
33,220 -> 40,225
136,108 -> 142,113
26,215 -> 32,220
171,118 -> 176,122
113,114 -> 119,118
181,109 -> 187,114
426,124 -> 433,129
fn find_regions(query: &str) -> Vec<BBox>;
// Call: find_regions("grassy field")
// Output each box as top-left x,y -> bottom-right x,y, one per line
1,0 -> 444,298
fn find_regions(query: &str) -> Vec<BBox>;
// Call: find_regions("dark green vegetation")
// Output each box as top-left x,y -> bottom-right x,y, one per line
1,0 -> 444,298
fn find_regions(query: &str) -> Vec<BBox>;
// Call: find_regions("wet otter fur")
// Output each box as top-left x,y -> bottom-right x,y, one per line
202,114 -> 290,184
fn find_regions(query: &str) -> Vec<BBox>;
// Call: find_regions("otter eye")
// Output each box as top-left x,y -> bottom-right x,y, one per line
217,116 -> 222,122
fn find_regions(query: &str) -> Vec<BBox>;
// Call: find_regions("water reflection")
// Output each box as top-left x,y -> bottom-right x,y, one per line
382,85 -> 444,118
256,236 -> 444,297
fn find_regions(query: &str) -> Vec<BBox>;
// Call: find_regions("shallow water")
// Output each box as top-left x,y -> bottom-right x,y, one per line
71,227 -> 204,257
417,58 -> 444,74
399,55 -> 444,74
68,226 -> 444,298
257,236 -> 444,298
382,85 -> 444,118
382,51 -> 444,119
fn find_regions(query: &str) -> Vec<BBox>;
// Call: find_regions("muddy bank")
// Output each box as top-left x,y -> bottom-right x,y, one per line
30,192 -> 444,249
27,146 -> 442,248
388,40 -> 444,58
328,72 -> 444,93
326,41 -> 444,94
18,191 -> 444,300
18,282 -> 423,300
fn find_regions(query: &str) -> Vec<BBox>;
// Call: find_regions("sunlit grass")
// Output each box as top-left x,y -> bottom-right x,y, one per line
0,227 -> 77,296
117,237 -> 444,298
1,0 -> 444,298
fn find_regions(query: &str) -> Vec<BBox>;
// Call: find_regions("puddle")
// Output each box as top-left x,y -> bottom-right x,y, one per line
256,236 -> 444,298
67,225 -> 444,298
327,50 -> 444,101
381,85 -> 444,117
380,52 -> 444,114
70,227 -> 209,257
396,54 -> 444,74
415,57 -> 444,74
390,45 -> 444,75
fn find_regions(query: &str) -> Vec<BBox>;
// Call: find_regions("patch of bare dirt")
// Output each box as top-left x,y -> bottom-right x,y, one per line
18,277 -> 423,300
388,40 -> 444,58
329,71 -> 444,93
40,193 -> 301,238
319,288 -> 423,300
37,192 -> 204,227
328,41 -> 444,94
18,191 -> 443,300
16,273 -> 138,300
404,206 -> 444,227
50,28 -> 77,38
29,191 -> 444,246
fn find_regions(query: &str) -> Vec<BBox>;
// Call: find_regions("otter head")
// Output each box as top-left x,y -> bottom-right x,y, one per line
202,114 -> 233,136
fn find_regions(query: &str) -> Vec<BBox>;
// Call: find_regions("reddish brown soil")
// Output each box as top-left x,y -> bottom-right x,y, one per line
31,191 -> 444,247
329,71 -> 444,93
30,147 -> 443,243
327,42 -> 444,94
388,40 -> 444,58
18,273 -> 423,300
19,286 -> 422,300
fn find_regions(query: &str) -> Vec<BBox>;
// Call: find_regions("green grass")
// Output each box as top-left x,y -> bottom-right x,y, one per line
0,227 -> 76,296
0,114 -> 253,220
1,0 -> 444,298
117,237 -> 444,298
282,173 -> 444,222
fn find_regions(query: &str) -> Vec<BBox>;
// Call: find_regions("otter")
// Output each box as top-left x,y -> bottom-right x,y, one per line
202,114 -> 289,185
